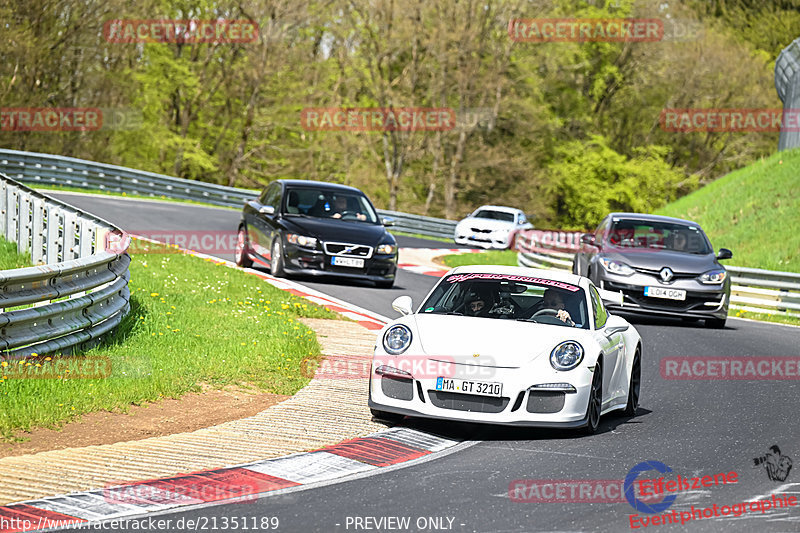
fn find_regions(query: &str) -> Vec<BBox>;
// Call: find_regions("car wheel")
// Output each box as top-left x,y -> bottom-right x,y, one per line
622,347 -> 641,417
375,278 -> 395,289
234,226 -> 253,268
270,239 -> 285,277
370,408 -> 404,424
705,317 -> 726,329
582,361 -> 602,435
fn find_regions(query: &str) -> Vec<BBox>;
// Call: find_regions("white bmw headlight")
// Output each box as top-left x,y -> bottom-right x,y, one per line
699,269 -> 726,284
600,257 -> 635,276
550,341 -> 584,371
383,325 -> 412,355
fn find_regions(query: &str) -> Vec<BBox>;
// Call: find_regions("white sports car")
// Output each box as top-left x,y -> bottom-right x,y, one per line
453,205 -> 533,249
368,265 -> 641,433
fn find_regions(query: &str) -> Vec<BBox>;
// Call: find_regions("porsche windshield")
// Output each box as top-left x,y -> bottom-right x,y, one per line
420,273 -> 589,329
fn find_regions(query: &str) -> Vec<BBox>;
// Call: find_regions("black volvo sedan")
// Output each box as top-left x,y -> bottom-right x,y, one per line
235,180 -> 398,288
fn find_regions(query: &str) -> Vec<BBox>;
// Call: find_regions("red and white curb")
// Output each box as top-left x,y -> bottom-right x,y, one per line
0,428 -> 463,532
397,248 -> 483,278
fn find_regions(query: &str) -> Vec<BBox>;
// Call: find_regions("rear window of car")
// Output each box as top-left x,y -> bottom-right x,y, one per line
607,220 -> 711,254
473,210 -> 515,223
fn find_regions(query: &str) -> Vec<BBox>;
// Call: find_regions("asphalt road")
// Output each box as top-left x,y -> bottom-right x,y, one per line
51,192 -> 800,533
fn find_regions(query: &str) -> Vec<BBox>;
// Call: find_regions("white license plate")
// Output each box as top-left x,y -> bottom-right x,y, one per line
331,256 -> 364,268
435,377 -> 502,397
644,286 -> 686,300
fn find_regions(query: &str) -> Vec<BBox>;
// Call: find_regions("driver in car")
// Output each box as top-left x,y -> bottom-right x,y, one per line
331,195 -> 367,221
464,285 -> 496,317
531,288 -> 574,325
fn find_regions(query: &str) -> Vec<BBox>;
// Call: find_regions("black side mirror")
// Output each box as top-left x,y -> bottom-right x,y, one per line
580,233 -> 597,246
716,248 -> 733,260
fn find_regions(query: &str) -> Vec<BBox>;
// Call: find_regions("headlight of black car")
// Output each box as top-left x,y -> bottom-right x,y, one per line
376,243 -> 397,255
286,233 -> 318,249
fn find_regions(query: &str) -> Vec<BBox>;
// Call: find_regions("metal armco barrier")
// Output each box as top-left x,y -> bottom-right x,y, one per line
0,173 -> 131,359
0,149 -> 458,239
515,230 -> 800,317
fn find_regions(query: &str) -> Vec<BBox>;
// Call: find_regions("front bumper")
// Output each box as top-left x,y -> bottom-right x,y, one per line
598,271 -> 729,320
368,357 -> 598,427
273,242 -> 397,281
454,233 -> 510,249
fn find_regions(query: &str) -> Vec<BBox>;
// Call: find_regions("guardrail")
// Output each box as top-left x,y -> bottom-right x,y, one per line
0,173 -> 131,359
515,230 -> 800,317
0,149 -> 458,239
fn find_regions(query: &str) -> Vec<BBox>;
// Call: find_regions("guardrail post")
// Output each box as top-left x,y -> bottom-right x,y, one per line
46,205 -> 61,264
31,197 -> 45,264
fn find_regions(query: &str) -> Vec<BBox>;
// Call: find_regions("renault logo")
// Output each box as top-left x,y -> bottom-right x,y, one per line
659,267 -> 674,283
473,353 -> 480,358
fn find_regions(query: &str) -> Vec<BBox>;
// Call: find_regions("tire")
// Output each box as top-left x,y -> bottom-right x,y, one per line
234,226 -> 253,268
622,348 -> 641,417
270,238 -> 285,277
370,408 -> 404,423
705,317 -> 727,329
582,361 -> 603,435
375,278 -> 395,289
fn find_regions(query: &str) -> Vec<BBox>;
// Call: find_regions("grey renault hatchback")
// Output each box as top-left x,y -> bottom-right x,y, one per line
572,213 -> 733,328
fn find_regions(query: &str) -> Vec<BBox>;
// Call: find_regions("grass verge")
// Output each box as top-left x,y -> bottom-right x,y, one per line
440,249 -> 518,268
0,239 -> 31,270
655,148 -> 800,272
0,241 -> 339,441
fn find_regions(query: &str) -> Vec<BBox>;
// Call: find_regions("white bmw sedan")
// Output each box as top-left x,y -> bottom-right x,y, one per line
368,266 -> 641,433
453,206 -> 532,249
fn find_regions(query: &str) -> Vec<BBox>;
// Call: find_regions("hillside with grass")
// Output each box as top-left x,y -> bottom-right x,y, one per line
655,149 -> 800,273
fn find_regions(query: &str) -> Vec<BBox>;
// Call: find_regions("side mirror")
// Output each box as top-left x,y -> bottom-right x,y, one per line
391,295 -> 413,316
597,288 -> 624,307
716,248 -> 733,260
259,205 -> 275,216
382,217 -> 396,227
580,233 -> 597,246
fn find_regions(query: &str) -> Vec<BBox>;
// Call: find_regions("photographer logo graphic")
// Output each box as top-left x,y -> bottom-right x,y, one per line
753,445 -> 793,482
624,461 -> 677,514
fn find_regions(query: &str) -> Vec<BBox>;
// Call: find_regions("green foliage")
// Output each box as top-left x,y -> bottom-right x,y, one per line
548,136 -> 687,229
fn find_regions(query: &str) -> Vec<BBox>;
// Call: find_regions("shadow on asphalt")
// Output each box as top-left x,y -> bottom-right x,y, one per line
372,407 -> 654,444
615,312 -> 737,331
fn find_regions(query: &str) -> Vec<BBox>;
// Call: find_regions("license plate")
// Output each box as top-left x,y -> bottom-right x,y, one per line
331,256 -> 364,268
644,286 -> 686,300
435,377 -> 502,397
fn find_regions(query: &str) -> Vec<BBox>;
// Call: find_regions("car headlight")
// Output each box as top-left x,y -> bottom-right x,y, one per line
550,341 -> 584,371
699,269 -> 726,284
383,325 -> 412,355
599,257 -> 635,276
286,233 -> 317,248
376,243 -> 397,255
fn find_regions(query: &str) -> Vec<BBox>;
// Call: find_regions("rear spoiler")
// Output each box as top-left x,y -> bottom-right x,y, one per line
597,288 -> 624,307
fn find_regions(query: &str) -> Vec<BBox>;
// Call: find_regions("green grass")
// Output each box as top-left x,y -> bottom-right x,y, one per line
389,231 -> 454,243
730,309 -> 800,327
440,249 -> 518,268
656,149 -> 800,273
0,239 -> 31,269
0,243 -> 339,441
31,184 -> 244,210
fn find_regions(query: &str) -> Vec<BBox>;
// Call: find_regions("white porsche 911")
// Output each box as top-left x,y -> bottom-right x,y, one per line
368,265 -> 641,433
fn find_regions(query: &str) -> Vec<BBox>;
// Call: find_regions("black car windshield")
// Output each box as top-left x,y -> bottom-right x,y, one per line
419,273 -> 588,329
283,187 -> 379,223
473,210 -> 515,223
607,220 -> 712,254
